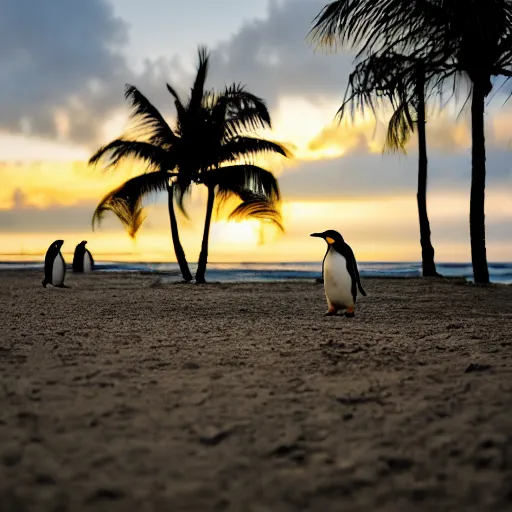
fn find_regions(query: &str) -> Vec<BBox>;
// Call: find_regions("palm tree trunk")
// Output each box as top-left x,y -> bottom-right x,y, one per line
415,70 -> 438,277
470,80 -> 490,284
195,185 -> 215,284
167,187 -> 193,282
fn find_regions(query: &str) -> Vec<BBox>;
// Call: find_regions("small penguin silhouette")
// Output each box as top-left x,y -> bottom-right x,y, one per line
42,240 -> 67,288
72,240 -> 94,273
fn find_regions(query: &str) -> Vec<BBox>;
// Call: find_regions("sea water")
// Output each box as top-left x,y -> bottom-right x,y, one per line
1,261 -> 511,284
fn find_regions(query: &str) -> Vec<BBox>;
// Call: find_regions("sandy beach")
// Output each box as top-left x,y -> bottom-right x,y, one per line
1,270 -> 512,511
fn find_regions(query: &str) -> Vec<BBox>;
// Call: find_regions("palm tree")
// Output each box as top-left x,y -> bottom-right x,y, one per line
341,52 -> 440,276
184,61 -> 289,283
310,0 -> 512,284
90,47 -> 289,284
442,0 -> 512,284
89,85 -> 194,282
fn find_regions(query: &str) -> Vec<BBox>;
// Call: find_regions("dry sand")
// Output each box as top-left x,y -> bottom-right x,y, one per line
1,270 -> 512,512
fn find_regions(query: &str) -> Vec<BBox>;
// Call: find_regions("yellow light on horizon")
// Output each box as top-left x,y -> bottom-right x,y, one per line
210,219 -> 261,247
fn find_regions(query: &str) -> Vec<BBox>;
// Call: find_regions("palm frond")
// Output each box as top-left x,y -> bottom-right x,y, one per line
88,139 -> 170,170
188,46 -> 210,114
172,176 -> 194,219
124,85 -> 176,145
308,0 -> 430,56
218,137 -> 290,165
228,190 -> 284,231
339,51 -> 422,120
212,83 -> 273,138
221,108 -> 271,139
205,164 -> 281,204
94,198 -> 146,239
384,101 -> 415,153
92,171 -> 168,238
166,83 -> 188,134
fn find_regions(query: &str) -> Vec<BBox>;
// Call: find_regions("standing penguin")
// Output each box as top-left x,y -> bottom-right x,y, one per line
72,241 -> 94,273
42,240 -> 67,288
310,230 -> 366,317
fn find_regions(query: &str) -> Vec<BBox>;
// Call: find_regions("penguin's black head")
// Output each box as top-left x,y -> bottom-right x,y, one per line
53,240 -> 64,249
80,240 -> 87,246
310,230 -> 344,245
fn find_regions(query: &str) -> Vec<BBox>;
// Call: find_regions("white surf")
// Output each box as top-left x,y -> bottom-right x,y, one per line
83,251 -> 92,273
52,253 -> 66,286
324,248 -> 354,309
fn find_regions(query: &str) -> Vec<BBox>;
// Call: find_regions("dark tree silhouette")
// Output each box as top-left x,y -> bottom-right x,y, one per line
442,1 -> 512,284
340,52 -> 441,277
89,87 -> 193,282
183,53 -> 289,283
310,0 -> 512,284
90,47 -> 289,284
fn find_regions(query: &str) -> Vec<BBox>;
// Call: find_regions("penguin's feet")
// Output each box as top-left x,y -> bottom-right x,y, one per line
324,306 -> 338,316
41,280 -> 47,288
345,307 -> 355,318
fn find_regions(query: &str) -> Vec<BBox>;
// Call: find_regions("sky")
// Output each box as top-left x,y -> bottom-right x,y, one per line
1,0 -> 512,264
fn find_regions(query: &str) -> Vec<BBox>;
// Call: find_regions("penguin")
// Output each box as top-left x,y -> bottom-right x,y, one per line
42,240 -> 67,288
310,230 -> 366,317
72,240 -> 94,273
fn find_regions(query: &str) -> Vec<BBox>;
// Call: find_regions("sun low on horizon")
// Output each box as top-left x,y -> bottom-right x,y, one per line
2,0 -> 512,268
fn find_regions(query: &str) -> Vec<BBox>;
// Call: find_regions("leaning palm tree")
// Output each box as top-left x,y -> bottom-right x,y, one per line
89,85 -> 194,282
341,52 -> 440,276
310,0 -> 512,284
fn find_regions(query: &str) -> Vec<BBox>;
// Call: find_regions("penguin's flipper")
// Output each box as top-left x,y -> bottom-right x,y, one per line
321,246 -> 328,281
347,246 -> 366,297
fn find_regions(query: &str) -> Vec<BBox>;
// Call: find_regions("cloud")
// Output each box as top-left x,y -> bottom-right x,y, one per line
3,0 -> 512,161
0,0 -> 129,143
0,0 -> 194,149
0,198 -> 98,233
306,122 -> 375,156
305,114 -> 473,157
279,143 -> 512,201
207,0 -> 354,109
0,0 -> 353,148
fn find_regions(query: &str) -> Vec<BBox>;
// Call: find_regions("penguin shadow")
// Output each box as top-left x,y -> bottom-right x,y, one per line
324,310 -> 356,318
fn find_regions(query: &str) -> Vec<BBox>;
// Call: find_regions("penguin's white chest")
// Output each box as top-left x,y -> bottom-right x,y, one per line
324,249 -> 354,308
83,251 -> 92,273
52,253 -> 66,286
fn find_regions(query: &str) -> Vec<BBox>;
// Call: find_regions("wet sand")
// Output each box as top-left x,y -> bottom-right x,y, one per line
1,270 -> 512,511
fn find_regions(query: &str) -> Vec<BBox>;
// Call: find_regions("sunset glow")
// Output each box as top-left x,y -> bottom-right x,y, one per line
2,0 -> 512,268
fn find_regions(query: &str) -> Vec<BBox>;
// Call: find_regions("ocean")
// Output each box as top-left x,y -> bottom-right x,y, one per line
1,261 -> 512,284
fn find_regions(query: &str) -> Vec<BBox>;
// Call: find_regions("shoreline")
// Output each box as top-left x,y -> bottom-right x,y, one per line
2,262 -> 512,286
2,271 -> 512,511
0,268 -> 506,287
